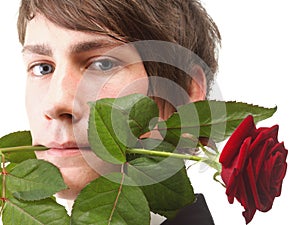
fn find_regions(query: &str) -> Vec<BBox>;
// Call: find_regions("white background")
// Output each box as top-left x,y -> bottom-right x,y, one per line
0,0 -> 299,224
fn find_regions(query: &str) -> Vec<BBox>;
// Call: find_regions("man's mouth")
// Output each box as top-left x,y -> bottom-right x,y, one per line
44,142 -> 91,157
46,148 -> 83,157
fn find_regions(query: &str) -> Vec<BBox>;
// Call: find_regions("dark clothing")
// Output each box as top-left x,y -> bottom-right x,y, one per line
161,194 -> 215,225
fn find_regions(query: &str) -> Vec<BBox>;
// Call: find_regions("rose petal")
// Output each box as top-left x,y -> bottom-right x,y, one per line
246,159 -> 261,209
256,142 -> 288,212
268,142 -> 288,161
243,206 -> 257,224
219,115 -> 256,167
250,125 -> 279,156
221,137 -> 251,185
238,175 -> 256,224
258,183 -> 273,212
225,168 -> 239,204
257,124 -> 279,141
269,142 -> 288,197
253,138 -> 274,180
274,162 -> 287,197
237,137 -> 251,171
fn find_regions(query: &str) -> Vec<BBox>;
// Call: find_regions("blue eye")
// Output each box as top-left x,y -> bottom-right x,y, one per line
95,59 -> 114,71
88,58 -> 120,72
32,63 -> 54,76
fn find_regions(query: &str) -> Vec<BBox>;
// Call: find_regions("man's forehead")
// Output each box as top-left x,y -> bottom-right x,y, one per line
23,13 -> 123,53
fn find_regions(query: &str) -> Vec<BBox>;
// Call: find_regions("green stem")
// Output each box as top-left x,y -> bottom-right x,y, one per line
126,148 -> 222,174
126,148 -> 203,161
1,154 -> 6,212
0,146 -> 48,154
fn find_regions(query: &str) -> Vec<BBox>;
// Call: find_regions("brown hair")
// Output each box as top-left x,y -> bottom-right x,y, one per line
17,0 -> 221,103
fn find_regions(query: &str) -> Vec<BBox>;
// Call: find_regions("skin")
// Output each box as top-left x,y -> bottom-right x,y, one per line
22,14 -> 206,201
23,14 -> 148,200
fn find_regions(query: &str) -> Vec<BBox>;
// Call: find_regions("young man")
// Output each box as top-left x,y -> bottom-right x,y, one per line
17,0 -> 220,224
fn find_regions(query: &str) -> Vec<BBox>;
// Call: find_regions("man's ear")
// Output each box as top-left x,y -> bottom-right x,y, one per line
188,65 -> 207,102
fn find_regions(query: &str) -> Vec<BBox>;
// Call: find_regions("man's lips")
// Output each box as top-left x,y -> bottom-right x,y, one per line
35,141 -> 91,157
45,147 -> 91,157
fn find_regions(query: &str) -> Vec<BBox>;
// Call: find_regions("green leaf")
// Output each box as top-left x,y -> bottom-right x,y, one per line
126,157 -> 195,218
6,159 -> 67,201
2,195 -> 70,225
88,101 -> 126,164
71,172 -> 150,225
88,94 -> 159,164
124,94 -> 159,137
0,131 -> 36,163
158,100 -> 277,145
0,131 -> 32,148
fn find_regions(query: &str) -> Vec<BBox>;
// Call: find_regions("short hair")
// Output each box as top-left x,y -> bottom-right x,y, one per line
17,0 -> 221,103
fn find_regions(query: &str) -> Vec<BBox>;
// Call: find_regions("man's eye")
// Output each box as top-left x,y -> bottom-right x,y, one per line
88,58 -> 120,72
32,63 -> 54,76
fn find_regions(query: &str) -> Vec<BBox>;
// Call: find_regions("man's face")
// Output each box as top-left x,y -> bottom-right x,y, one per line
23,14 -> 148,199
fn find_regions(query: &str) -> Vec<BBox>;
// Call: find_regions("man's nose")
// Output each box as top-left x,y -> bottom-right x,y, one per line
43,66 -> 82,123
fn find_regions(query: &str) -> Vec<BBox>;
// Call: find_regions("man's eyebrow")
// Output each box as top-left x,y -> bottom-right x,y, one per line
70,40 -> 122,54
22,40 -> 123,56
22,44 -> 52,56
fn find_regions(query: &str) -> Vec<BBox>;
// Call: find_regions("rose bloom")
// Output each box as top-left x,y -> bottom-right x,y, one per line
219,115 -> 288,224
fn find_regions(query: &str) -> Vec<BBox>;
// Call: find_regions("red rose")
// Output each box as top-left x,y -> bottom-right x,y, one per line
219,115 -> 288,224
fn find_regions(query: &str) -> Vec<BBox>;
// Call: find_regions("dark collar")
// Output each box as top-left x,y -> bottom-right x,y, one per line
160,194 -> 215,225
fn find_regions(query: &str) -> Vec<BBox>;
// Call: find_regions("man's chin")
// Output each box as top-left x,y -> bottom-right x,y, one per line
35,152 -> 100,200
56,188 -> 80,201
34,150 -> 120,200
57,164 -> 101,200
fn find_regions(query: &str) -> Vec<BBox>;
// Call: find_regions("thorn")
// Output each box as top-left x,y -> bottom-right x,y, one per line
0,197 -> 7,202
